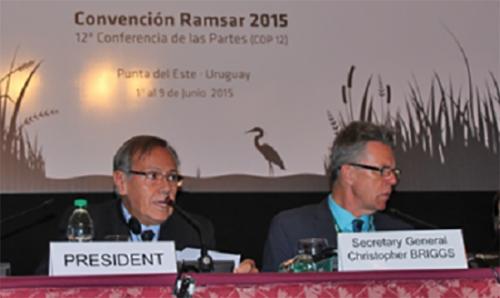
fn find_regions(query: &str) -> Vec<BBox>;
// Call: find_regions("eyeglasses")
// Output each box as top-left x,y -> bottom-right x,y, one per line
127,170 -> 183,186
347,163 -> 401,179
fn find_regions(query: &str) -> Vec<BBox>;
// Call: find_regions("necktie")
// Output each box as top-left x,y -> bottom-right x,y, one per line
352,219 -> 364,232
141,230 -> 155,241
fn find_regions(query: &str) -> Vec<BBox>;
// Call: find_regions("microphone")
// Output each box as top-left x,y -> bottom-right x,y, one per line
1,199 -> 54,224
127,217 -> 142,235
165,196 -> 214,273
384,208 -> 439,229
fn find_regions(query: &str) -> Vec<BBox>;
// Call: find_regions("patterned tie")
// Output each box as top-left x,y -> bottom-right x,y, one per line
352,219 -> 364,232
141,230 -> 155,241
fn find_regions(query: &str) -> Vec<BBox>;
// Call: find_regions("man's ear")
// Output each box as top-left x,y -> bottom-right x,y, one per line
340,164 -> 355,186
113,170 -> 128,196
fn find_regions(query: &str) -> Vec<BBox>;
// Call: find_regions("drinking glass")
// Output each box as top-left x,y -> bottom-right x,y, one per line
297,238 -> 329,256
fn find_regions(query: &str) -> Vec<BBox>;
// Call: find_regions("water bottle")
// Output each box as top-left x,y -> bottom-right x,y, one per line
67,199 -> 94,242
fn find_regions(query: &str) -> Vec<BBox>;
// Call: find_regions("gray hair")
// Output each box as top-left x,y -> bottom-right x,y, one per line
330,121 -> 394,185
113,135 -> 180,195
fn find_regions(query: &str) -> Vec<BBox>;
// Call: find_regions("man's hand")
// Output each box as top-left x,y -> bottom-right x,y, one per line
233,258 -> 259,273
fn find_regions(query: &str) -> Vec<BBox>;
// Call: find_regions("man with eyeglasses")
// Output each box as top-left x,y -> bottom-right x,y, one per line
262,121 -> 413,272
110,135 -> 195,243
36,135 -> 257,274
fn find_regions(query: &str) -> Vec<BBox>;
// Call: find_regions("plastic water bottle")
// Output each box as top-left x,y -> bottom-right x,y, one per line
67,199 -> 94,242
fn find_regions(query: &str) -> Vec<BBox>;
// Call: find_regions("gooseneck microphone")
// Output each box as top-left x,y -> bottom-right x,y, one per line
165,196 -> 214,273
384,208 -> 439,229
1,199 -> 55,224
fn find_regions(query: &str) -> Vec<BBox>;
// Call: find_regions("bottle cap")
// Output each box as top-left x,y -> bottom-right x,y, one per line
74,199 -> 87,208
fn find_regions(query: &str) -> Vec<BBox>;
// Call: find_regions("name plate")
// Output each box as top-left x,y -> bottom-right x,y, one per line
337,229 -> 467,271
49,241 -> 177,276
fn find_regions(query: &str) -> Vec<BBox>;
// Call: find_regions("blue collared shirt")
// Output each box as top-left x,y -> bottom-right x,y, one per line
121,203 -> 160,241
328,194 -> 374,232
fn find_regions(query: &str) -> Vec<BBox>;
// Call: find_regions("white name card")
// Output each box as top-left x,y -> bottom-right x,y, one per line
49,241 -> 177,276
337,229 -> 467,271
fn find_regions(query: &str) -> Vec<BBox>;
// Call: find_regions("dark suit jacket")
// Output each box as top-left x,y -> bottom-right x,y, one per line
262,198 -> 413,272
35,199 -> 215,274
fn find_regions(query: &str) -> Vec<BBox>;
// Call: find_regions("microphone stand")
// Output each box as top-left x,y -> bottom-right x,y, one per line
1,199 -> 56,239
1,199 -> 54,224
385,208 -> 439,229
166,197 -> 214,273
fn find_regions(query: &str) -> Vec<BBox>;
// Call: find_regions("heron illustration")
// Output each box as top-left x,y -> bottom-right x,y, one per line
245,127 -> 286,176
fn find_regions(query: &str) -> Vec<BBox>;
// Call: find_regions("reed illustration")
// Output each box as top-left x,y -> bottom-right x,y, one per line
0,49 -> 58,188
326,34 -> 499,190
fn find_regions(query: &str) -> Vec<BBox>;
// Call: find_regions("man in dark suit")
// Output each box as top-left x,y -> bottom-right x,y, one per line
262,121 -> 413,272
37,135 -> 256,274
102,135 -> 211,244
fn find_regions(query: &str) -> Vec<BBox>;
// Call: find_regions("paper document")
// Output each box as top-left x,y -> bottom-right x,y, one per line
176,248 -> 240,268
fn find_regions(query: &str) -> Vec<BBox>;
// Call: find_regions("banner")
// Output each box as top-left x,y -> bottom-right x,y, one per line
1,1 -> 498,192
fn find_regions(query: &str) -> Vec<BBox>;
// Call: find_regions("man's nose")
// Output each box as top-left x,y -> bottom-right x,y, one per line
387,172 -> 398,185
158,176 -> 172,192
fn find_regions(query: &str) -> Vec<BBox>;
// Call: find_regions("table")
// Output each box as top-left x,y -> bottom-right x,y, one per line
1,268 -> 499,298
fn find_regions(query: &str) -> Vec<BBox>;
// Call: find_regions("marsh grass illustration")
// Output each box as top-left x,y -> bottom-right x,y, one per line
329,68 -> 499,152
326,37 -> 499,190
0,49 -> 58,187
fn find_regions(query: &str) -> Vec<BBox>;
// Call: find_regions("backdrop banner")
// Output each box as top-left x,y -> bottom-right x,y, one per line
1,1 -> 498,192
